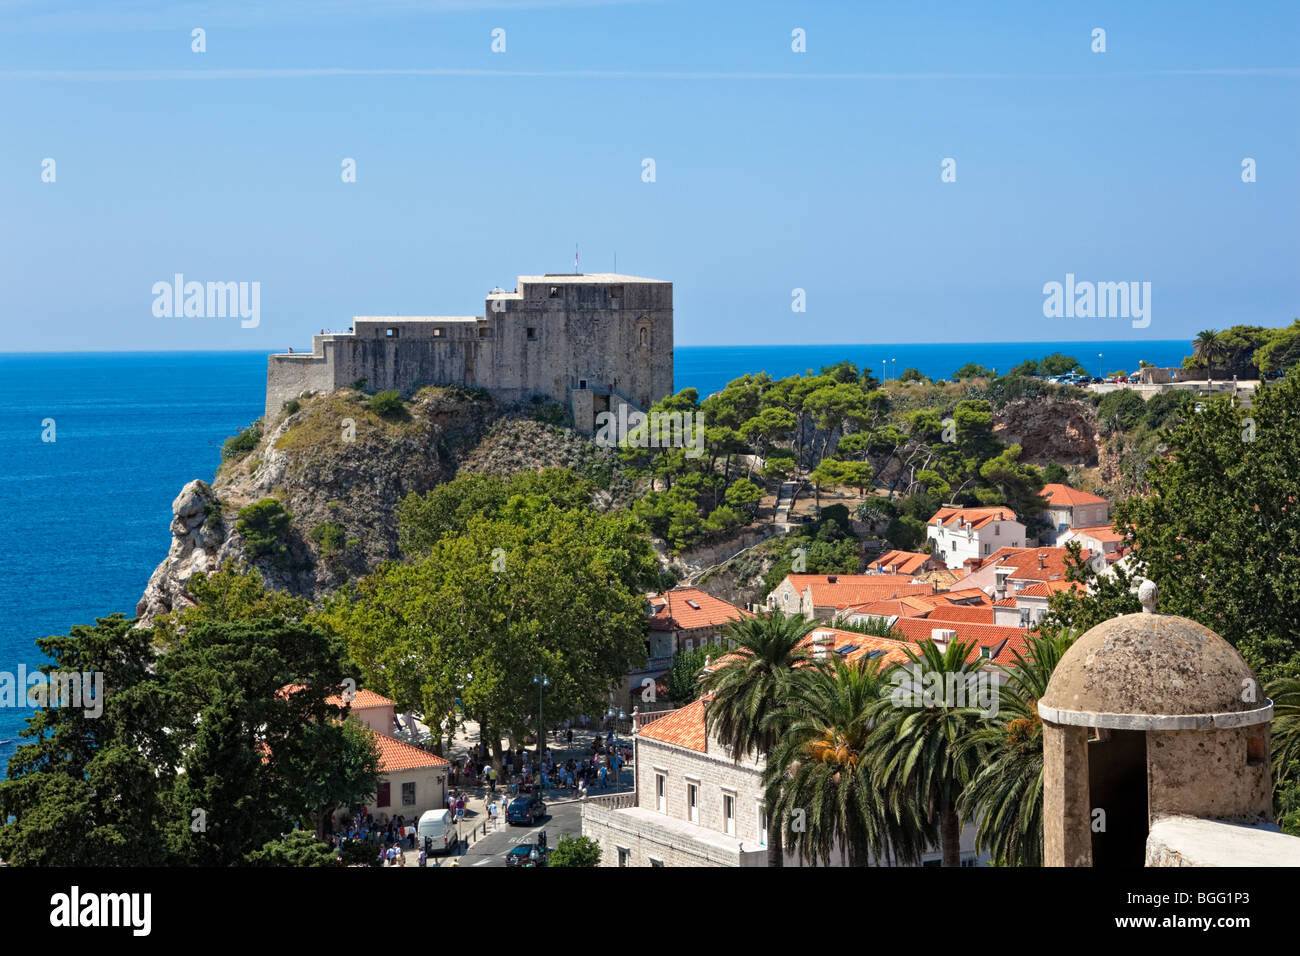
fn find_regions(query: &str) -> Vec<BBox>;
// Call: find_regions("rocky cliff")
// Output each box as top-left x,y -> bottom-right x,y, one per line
136,387 -> 622,623
993,397 -> 1100,466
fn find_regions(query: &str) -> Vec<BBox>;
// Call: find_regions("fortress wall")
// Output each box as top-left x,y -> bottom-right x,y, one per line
263,276 -> 674,422
265,347 -> 338,418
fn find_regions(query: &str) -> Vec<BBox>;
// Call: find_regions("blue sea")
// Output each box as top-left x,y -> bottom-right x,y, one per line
0,341 -> 1188,768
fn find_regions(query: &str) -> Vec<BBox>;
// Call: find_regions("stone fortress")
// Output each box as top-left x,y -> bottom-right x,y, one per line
265,273 -> 674,434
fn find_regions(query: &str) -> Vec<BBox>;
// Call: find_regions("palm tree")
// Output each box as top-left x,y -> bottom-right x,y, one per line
868,638 -> 986,866
764,657 -> 929,866
1267,676 -> 1300,810
956,627 -> 1079,866
699,609 -> 818,866
1193,330 -> 1226,386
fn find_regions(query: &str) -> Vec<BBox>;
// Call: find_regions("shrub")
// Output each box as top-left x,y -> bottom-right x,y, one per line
203,501 -> 224,533
548,834 -> 601,867
236,498 -> 293,565
351,378 -> 368,391
310,521 -> 347,558
367,390 -> 405,419
282,399 -> 301,415
221,422 -> 262,462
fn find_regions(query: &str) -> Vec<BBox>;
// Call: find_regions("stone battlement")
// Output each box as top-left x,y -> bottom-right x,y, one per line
265,274 -> 674,432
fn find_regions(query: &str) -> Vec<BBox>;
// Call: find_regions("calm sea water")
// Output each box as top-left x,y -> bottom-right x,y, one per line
0,341 -> 1187,767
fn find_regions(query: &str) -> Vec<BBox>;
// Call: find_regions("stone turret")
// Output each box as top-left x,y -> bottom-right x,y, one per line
1038,582 -> 1279,867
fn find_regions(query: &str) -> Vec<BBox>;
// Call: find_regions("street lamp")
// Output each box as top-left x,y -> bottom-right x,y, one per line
882,359 -> 886,383
891,358 -> 896,382
1098,352 -> 1103,380
533,673 -> 549,790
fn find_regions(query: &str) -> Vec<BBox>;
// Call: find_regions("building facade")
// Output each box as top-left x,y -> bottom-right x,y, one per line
265,273 -> 674,433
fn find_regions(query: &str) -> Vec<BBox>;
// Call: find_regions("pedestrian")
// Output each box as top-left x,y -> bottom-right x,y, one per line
567,728 -> 574,747
418,847 -> 427,868
398,844 -> 406,867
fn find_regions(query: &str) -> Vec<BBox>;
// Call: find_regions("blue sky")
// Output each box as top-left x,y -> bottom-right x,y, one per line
0,0 -> 1296,350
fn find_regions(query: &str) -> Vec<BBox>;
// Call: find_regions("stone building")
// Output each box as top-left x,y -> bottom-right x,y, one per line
264,273 -> 674,433
1039,581 -> 1299,867
583,627 -> 989,867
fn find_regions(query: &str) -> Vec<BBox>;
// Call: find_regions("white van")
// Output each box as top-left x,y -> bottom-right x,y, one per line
418,809 -> 455,856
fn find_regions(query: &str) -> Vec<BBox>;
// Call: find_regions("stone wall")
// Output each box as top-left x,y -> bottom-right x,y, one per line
264,275 -> 673,420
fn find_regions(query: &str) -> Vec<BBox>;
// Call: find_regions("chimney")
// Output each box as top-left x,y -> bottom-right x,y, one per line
930,628 -> 958,650
1038,553 -> 1046,570
827,575 -> 838,584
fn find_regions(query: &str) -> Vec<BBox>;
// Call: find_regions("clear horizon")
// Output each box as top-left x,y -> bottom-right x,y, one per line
2,0 -> 1296,351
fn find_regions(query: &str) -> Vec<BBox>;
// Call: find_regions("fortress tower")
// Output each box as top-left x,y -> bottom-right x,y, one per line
264,273 -> 674,433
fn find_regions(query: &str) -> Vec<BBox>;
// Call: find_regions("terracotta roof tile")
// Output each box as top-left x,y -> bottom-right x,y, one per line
868,550 -> 931,575
648,587 -> 750,631
893,617 -> 1033,665
370,729 -> 449,772
928,506 -> 1020,530
637,698 -> 708,752
1041,484 -> 1109,508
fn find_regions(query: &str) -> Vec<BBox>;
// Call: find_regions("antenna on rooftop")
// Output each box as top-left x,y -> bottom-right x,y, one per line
574,243 -> 580,274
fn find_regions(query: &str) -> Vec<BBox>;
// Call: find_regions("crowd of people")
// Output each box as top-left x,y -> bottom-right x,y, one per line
448,728 -> 632,799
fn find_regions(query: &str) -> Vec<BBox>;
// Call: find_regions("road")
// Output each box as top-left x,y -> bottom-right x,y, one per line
448,799 -> 585,868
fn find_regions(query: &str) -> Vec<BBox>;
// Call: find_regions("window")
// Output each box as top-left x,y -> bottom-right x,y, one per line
526,327 -> 537,340
402,781 -> 416,806
687,783 -> 699,824
617,847 -> 630,867
995,524 -> 1000,536
578,379 -> 588,390
757,805 -> 768,847
478,327 -> 489,338
983,543 -> 991,555
376,781 -> 391,807
723,793 -> 736,836
432,328 -> 443,338
649,858 -> 664,868
684,638 -> 693,652
385,327 -> 399,338
549,286 -> 561,298
1019,608 -> 1031,627
609,285 -> 624,297
655,773 -> 666,813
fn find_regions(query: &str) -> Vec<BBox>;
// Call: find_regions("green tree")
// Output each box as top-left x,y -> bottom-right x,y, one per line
1256,320 -> 1300,377
548,834 -> 602,867
699,610 -> 818,867
1191,329 -> 1226,385
1115,370 -> 1300,679
958,628 -> 1079,866
236,498 -> 294,566
766,658 -> 927,866
246,830 -> 340,867
869,638 -> 986,866
0,615 -> 176,866
1268,675 -> 1300,821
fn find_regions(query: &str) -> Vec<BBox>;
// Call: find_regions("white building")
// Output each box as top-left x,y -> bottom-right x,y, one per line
926,506 -> 1026,570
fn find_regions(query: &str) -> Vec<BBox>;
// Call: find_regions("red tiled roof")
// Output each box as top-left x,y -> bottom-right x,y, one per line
868,550 -> 931,575
927,506 -> 1020,530
893,617 -> 1032,666
1041,484 -> 1109,508
926,605 -> 996,624
637,698 -> 708,752
993,597 -> 1017,607
843,598 -> 934,619
804,578 -> 934,609
370,728 -> 449,772
648,587 -> 750,631
1015,579 -> 1082,599
996,547 -> 1091,583
1069,525 -> 1125,543
327,688 -> 396,709
931,588 -> 992,606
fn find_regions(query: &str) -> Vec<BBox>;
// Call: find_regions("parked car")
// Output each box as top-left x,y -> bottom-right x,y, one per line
505,843 -> 550,867
506,793 -> 547,825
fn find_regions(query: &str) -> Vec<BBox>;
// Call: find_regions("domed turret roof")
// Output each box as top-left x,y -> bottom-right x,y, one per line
1038,584 -> 1272,730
